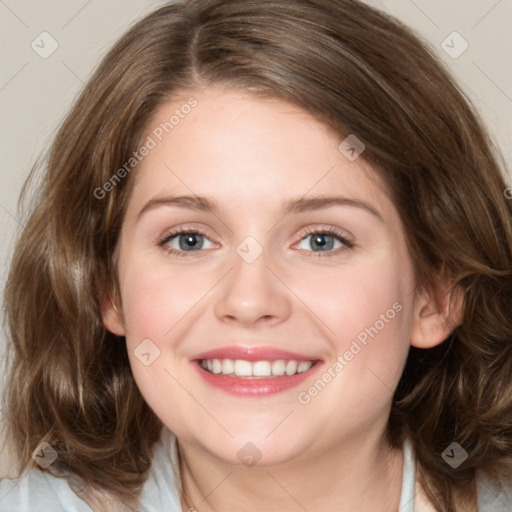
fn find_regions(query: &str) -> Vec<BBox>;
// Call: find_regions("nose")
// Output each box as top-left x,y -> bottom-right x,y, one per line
214,248 -> 292,328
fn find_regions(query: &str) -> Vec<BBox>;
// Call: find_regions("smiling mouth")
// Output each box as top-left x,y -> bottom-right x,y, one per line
199,358 -> 317,378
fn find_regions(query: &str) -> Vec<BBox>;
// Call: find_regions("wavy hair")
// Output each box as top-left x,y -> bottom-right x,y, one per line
2,0 -> 512,510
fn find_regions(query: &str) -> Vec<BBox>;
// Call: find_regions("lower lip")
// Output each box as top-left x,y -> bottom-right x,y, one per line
193,361 -> 320,396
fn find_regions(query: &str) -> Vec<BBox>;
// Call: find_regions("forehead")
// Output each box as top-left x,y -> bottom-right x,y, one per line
128,87 -> 392,220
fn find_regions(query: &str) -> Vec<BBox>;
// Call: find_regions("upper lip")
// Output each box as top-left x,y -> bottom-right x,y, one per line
193,346 -> 321,362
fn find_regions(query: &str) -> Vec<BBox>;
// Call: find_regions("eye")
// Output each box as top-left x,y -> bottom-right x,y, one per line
295,227 -> 353,255
158,226 -> 353,257
159,228 -> 216,256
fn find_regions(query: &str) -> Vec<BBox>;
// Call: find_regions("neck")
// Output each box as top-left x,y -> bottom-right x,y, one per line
177,431 -> 404,512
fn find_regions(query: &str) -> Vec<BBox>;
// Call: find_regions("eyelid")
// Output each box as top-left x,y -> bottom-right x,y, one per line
158,225 -> 214,244
158,223 -> 355,257
291,225 -> 354,255
158,225 -> 218,254
294,224 -> 354,243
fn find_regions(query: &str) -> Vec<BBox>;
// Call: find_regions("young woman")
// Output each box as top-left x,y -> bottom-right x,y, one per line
1,1 -> 511,510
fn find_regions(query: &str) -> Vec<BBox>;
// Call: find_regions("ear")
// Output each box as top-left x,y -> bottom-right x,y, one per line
410,283 -> 464,349
100,290 -> 127,337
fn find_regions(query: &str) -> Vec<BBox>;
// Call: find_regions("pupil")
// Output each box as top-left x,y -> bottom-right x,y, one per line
312,234 -> 333,251
180,234 -> 202,250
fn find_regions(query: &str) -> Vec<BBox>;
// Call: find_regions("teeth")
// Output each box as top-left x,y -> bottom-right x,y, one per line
222,359 -> 234,374
271,360 -> 286,376
200,358 -> 314,377
253,361 -> 271,377
297,361 -> 312,373
212,359 -> 222,374
234,360 -> 252,376
285,360 -> 297,375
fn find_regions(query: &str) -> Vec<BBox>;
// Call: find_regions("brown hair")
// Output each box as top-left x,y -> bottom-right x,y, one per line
2,0 -> 512,510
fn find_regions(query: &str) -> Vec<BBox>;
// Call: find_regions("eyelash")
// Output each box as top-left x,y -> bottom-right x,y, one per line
158,226 -> 354,258
298,227 -> 354,256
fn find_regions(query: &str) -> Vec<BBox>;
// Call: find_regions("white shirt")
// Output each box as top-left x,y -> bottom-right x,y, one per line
1,430 -> 511,511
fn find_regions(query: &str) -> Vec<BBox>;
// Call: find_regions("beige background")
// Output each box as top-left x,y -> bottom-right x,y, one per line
1,0 -> 511,475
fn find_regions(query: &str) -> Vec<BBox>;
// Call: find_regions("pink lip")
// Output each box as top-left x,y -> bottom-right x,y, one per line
191,345 -> 322,397
192,346 -> 319,362
192,361 -> 321,396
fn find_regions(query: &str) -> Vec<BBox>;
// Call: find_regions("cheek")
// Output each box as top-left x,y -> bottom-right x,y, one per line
118,255 -> 207,424
302,252 -> 413,397
300,252 -> 411,347
291,269 -> 411,436
119,255 -> 214,344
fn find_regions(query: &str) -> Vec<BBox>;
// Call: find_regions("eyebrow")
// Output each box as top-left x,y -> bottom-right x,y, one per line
136,194 -> 384,222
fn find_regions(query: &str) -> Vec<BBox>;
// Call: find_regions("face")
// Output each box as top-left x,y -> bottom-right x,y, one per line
103,86 -> 447,467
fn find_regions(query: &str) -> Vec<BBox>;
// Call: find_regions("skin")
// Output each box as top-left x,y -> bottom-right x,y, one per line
103,86 -> 461,511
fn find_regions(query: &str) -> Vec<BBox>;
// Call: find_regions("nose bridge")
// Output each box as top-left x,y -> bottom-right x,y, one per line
231,239 -> 270,289
213,236 -> 291,326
